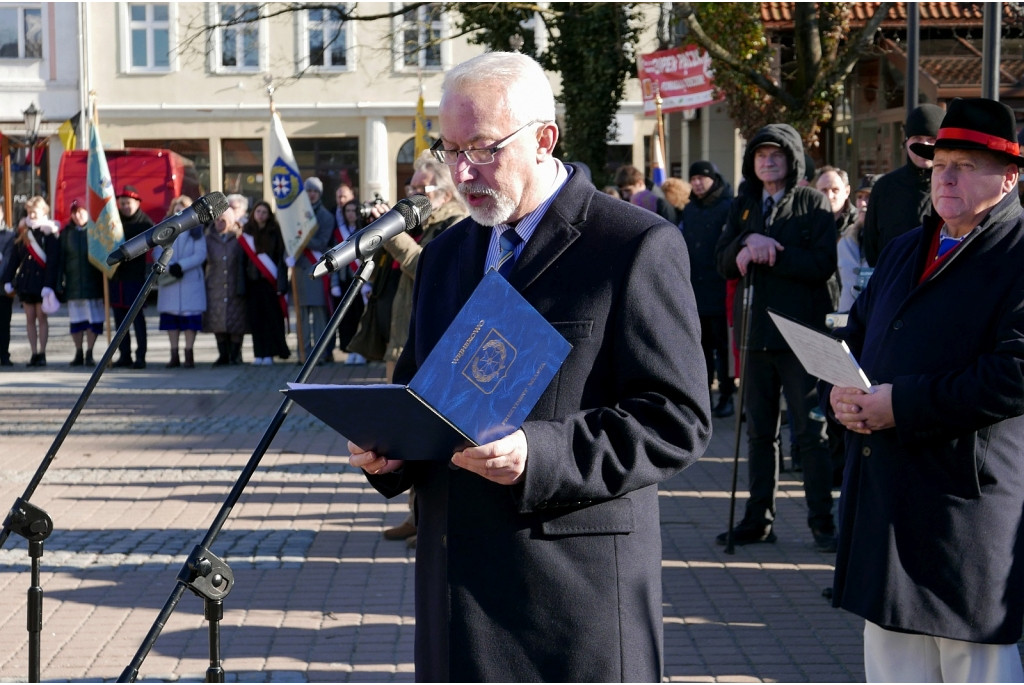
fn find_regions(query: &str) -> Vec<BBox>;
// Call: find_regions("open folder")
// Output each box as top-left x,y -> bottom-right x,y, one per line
286,271 -> 572,460
767,309 -> 872,392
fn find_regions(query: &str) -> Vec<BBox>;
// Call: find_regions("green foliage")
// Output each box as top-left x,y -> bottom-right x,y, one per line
456,3 -> 639,186
542,3 -> 638,186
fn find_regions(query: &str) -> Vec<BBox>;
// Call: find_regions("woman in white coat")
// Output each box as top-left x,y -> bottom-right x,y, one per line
154,196 -> 207,368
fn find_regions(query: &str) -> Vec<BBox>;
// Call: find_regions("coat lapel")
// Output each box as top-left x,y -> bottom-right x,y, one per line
508,167 -> 590,291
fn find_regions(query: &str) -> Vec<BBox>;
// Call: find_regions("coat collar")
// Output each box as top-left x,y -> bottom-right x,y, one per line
453,164 -> 591,301
917,190 -> 1024,280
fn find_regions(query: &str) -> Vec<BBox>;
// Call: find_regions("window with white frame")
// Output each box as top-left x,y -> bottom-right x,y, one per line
304,6 -> 349,71
0,5 -> 42,59
213,2 -> 262,72
126,3 -> 172,71
394,3 -> 445,71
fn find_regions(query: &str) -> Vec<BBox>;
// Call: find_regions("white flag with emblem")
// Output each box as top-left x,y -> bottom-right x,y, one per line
268,108 -> 317,259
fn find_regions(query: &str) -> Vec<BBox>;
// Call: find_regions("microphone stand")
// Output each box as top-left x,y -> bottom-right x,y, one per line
0,247 -> 175,681
118,256 -> 378,684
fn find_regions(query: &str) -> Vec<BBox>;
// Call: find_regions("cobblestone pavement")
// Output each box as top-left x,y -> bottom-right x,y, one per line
0,306 -> 876,682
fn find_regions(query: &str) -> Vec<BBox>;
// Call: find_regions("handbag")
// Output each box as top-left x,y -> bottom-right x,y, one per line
345,252 -> 394,361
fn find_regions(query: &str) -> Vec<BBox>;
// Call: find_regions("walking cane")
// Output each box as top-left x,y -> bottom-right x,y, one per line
724,268 -> 756,554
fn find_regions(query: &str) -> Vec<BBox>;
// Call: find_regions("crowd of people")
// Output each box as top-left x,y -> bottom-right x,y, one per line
3,46 -> 1024,680
0,173 -> 440,371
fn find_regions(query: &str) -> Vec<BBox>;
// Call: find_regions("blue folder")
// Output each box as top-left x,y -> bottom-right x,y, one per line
286,271 -> 572,460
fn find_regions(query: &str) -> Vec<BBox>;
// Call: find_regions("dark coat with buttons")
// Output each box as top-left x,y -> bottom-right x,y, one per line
366,166 -> 712,682
824,189 -> 1024,644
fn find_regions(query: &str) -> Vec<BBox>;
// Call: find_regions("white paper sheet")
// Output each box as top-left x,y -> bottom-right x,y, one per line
767,309 -> 872,392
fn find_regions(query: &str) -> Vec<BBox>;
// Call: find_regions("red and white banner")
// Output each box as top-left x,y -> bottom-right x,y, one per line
637,45 -> 724,115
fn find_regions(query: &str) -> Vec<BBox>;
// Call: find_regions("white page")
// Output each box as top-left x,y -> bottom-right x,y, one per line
767,310 -> 873,392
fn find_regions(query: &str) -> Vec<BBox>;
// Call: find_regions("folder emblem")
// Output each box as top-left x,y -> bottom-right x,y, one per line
464,329 -> 517,394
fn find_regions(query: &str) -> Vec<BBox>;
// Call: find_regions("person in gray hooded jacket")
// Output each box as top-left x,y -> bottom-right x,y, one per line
714,123 -> 838,552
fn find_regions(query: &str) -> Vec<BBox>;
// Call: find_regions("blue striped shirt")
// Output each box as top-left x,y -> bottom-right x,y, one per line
484,160 -> 571,274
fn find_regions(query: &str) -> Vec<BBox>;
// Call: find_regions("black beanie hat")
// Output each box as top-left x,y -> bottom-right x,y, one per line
904,104 -> 945,139
688,160 -> 717,179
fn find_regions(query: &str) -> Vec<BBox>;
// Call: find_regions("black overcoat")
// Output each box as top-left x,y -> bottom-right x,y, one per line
367,166 -> 712,681
825,190 -> 1024,644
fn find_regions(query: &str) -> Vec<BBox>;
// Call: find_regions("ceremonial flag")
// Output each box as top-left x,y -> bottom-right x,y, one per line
651,128 -> 666,187
268,108 -> 317,259
58,111 -> 81,151
86,122 -> 124,278
414,86 -> 430,157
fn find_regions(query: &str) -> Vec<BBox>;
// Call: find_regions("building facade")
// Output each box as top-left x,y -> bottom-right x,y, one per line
0,2 -> 680,223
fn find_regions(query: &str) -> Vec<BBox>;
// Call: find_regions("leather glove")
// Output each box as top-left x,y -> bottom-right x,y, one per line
169,263 -> 183,279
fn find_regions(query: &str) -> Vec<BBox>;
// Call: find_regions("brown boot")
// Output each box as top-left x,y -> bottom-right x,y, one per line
166,351 -> 181,368
183,349 -> 195,368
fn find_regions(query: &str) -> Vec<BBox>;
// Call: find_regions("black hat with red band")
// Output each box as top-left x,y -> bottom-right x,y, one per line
910,97 -> 1024,166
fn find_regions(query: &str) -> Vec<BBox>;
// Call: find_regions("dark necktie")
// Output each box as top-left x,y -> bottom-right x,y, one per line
764,196 -> 775,226
495,228 -> 523,279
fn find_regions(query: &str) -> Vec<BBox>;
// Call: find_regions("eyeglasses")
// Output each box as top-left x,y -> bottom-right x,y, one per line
430,120 -> 546,166
406,184 -> 438,196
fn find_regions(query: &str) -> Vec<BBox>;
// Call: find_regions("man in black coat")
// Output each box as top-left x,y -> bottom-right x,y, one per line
827,98 -> 1024,681
681,160 -> 735,418
348,51 -> 711,682
109,185 -> 154,369
714,124 -> 838,552
861,103 -> 944,266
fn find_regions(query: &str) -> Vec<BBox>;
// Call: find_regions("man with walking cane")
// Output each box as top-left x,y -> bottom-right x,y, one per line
714,123 -> 838,552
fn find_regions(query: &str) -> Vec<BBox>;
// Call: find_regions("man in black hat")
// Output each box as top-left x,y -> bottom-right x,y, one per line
825,97 -> 1024,681
109,184 -> 154,368
861,103 -> 945,266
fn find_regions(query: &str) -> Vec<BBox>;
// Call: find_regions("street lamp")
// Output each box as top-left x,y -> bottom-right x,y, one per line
22,103 -> 41,198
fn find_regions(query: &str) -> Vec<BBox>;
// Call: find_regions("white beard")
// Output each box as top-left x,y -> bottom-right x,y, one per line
457,183 -> 517,226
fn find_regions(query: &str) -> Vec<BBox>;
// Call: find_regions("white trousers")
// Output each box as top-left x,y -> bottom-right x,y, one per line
864,621 -> 1024,682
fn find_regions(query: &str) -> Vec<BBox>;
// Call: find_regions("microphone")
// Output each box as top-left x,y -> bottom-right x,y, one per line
106,191 -> 230,266
312,195 -> 433,278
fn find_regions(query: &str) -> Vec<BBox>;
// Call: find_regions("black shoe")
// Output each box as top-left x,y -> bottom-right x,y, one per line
27,353 -> 41,367
36,353 -> 46,367
712,397 -> 734,418
85,350 -> 95,366
0,357 -> 12,367
69,350 -> 85,367
113,356 -> 133,368
811,526 -> 837,553
133,358 -> 147,369
716,521 -> 776,546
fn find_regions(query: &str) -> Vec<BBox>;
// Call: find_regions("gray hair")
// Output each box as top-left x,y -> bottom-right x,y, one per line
226,193 -> 249,212
441,51 -> 556,127
414,150 -> 457,197
813,165 -> 849,188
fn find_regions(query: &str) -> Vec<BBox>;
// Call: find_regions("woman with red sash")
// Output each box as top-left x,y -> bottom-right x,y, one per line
1,196 -> 61,367
241,201 -> 290,365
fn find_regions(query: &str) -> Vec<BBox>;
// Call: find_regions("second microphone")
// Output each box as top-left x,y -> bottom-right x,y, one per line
312,195 -> 433,279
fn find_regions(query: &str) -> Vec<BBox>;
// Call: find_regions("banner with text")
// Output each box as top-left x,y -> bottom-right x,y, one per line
637,45 -> 724,115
